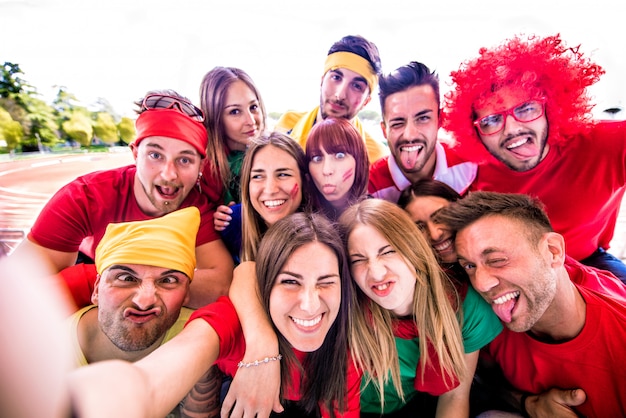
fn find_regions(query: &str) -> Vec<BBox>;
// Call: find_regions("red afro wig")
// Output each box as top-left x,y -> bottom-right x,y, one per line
443,33 -> 605,162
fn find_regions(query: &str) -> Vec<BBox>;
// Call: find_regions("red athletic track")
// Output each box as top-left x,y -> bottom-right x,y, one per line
0,151 -> 133,254
0,151 -> 624,259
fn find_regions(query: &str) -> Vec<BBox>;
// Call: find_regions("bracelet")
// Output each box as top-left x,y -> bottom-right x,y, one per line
520,393 -> 530,418
237,354 -> 282,369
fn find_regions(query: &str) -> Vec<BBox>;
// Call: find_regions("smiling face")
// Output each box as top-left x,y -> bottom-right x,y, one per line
269,241 -> 341,352
222,80 -> 263,152
92,263 -> 190,351
308,147 -> 356,210
248,145 -> 303,227
132,136 -> 205,216
320,68 -> 371,121
347,224 -> 416,317
455,215 -> 557,332
382,85 -> 439,182
404,196 -> 456,264
474,86 -> 549,172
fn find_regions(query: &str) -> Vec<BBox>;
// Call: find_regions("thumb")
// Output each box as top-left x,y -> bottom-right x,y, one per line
273,397 -> 284,413
558,388 -> 586,407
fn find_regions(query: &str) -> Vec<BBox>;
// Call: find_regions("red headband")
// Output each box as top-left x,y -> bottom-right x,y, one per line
134,109 -> 207,157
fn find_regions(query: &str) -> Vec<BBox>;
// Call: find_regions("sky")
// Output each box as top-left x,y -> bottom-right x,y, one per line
2,0 -> 625,120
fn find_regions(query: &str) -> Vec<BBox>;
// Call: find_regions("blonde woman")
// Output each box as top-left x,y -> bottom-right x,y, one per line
339,198 -> 501,417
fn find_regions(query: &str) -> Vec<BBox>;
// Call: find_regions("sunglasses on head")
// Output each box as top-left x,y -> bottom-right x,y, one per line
141,94 -> 205,122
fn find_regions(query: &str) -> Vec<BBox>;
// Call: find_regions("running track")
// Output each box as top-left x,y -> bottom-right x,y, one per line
0,151 -> 133,254
0,151 -> 624,259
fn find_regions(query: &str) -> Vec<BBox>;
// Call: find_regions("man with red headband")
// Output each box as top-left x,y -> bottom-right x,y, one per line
275,34 -> 389,164
444,33 -> 626,283
11,90 -> 233,309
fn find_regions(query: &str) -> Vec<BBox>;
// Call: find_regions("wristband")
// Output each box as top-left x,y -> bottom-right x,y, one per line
237,354 -> 282,368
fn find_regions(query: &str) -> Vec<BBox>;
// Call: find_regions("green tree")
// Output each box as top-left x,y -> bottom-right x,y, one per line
268,111 -> 283,120
0,107 -> 24,151
0,62 -> 28,99
93,112 -> 118,145
357,109 -> 381,122
117,116 -> 135,144
18,92 -> 62,148
62,112 -> 93,147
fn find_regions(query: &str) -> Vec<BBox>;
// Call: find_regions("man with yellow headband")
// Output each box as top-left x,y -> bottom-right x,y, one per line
67,207 -> 221,417
275,34 -> 389,163
11,90 -> 233,310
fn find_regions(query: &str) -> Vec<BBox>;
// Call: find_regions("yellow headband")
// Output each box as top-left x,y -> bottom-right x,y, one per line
95,207 -> 200,280
323,51 -> 378,93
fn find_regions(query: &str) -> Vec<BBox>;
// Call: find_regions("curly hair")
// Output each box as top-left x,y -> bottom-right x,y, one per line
443,33 -> 605,162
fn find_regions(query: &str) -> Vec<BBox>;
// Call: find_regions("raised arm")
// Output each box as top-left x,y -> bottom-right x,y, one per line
221,261 -> 283,417
435,350 -> 478,418
187,239 -> 234,308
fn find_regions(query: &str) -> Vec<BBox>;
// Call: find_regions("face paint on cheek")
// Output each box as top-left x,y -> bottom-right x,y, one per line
290,183 -> 300,200
341,168 -> 354,183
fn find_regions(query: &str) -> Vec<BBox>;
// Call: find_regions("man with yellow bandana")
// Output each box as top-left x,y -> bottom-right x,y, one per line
67,207 -> 221,417
275,34 -> 389,163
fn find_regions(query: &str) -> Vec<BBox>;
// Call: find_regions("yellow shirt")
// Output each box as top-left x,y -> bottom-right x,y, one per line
276,106 -> 389,164
68,305 -> 194,367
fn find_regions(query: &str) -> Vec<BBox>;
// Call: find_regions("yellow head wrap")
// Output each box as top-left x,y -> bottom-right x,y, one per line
95,207 -> 200,279
323,51 -> 378,93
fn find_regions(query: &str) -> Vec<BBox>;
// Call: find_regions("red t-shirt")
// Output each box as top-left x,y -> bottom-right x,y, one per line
28,164 -> 219,259
487,283 -> 626,418
189,297 -> 361,417
471,120 -> 626,260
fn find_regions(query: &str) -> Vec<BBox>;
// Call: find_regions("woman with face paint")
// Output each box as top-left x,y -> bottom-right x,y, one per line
69,212 -> 361,418
216,132 -> 311,263
340,198 -> 502,417
306,117 -> 370,221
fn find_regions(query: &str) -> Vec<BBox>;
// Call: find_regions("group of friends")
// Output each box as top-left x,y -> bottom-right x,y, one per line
2,32 -> 626,418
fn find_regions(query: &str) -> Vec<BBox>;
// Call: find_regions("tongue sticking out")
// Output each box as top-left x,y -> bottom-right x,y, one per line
400,145 -> 421,170
507,137 -> 539,159
492,297 -> 516,323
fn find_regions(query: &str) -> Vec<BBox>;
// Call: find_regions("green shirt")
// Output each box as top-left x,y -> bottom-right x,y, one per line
360,286 -> 502,414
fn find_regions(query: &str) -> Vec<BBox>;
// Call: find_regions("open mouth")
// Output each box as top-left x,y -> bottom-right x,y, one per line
503,135 -> 538,159
371,281 -> 393,297
156,185 -> 180,198
433,238 -> 453,253
263,199 -> 286,209
491,290 -> 520,323
398,143 -> 424,170
291,314 -> 323,330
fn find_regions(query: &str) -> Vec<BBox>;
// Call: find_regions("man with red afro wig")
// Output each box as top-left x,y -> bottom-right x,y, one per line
444,33 -> 626,283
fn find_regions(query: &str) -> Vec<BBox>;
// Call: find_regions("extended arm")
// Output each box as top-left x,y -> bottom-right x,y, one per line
11,238 -> 77,276
70,319 -> 220,418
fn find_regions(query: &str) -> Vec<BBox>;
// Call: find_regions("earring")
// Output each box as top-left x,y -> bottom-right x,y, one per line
196,172 -> 203,193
